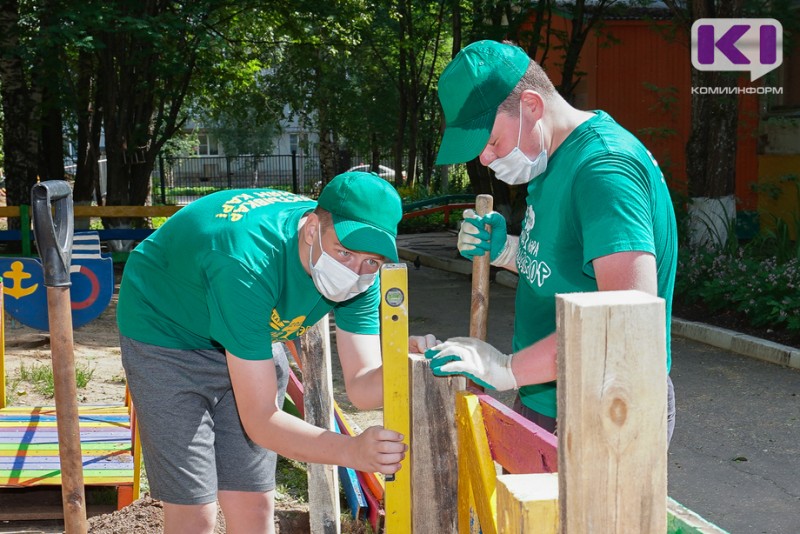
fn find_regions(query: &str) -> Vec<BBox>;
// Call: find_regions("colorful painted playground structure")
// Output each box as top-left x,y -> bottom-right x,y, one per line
0,187 -> 727,532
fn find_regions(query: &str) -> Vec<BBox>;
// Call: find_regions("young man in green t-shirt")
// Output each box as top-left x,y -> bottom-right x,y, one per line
427,40 -> 678,443
118,171 -> 436,534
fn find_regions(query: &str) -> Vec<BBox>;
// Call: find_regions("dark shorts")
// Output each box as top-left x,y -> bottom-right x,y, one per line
515,375 -> 676,444
120,336 -> 289,505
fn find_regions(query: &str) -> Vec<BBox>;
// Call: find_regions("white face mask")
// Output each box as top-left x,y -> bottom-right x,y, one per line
309,228 -> 377,302
488,102 -> 548,185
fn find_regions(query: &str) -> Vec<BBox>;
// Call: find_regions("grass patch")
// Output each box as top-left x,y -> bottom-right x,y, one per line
275,456 -> 308,504
4,374 -> 24,406
15,361 -> 95,398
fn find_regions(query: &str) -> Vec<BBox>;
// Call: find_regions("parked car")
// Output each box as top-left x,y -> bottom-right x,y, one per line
346,164 -> 405,182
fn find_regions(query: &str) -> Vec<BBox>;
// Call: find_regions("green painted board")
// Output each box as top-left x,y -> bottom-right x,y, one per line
667,497 -> 729,533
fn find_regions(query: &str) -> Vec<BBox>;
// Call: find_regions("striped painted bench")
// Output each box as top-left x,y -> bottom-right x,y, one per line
0,404 -> 138,511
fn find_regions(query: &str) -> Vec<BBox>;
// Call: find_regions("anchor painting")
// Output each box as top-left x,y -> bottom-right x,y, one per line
0,232 -> 114,331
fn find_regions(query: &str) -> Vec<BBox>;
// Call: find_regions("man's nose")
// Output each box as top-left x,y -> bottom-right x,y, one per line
479,148 -> 495,166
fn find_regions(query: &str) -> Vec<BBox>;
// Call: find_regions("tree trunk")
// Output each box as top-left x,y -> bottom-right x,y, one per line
394,1 -> 410,188
683,0 -> 745,248
73,50 -> 103,206
0,0 -> 39,215
35,0 -> 64,184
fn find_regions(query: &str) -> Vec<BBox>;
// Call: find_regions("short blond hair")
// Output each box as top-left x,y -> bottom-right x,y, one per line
498,42 -> 556,115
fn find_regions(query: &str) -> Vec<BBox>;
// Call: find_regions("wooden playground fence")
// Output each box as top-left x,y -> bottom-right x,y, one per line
266,266 -> 729,533
0,197 -> 473,261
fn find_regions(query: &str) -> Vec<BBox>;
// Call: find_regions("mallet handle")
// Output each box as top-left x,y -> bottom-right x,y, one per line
469,194 -> 493,341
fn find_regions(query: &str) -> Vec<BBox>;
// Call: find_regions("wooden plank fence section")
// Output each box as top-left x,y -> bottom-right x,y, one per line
409,354 -> 464,534
299,318 -> 340,534
557,290 -> 668,533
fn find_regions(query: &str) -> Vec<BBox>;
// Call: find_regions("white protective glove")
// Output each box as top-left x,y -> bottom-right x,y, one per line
425,337 -> 518,391
408,334 -> 441,354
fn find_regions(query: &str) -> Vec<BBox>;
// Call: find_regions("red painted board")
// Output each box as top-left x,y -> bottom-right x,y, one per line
477,393 -> 558,474
286,369 -> 305,419
357,469 -> 385,533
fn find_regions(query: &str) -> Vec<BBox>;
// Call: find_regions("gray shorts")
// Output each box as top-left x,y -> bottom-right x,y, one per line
120,335 -> 289,505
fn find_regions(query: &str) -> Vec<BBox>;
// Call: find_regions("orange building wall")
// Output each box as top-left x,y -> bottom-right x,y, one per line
527,17 -> 760,211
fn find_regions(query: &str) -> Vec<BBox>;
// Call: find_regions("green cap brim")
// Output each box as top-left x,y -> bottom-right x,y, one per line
435,108 -> 496,165
333,217 -> 399,262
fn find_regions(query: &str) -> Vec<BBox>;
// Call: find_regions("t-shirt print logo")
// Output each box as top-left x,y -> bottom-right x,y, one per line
270,309 -> 309,341
691,18 -> 783,82
517,205 -> 552,288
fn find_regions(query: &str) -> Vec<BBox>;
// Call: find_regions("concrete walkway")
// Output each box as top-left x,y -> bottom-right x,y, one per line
397,231 -> 800,534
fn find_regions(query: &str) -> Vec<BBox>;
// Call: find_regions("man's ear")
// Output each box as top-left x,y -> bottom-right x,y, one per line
520,90 -> 545,122
303,212 -> 319,246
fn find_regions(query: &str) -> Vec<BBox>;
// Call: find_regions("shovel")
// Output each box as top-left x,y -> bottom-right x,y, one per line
31,180 -> 88,534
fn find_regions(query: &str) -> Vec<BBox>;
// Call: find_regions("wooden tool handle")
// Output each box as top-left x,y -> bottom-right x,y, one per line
469,194 -> 493,341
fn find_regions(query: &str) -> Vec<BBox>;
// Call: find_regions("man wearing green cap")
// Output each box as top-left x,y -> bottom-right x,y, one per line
426,40 -> 678,443
118,171 -> 433,534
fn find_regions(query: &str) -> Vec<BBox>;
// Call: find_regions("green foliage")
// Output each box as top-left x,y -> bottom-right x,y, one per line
677,247 -> 800,333
676,172 -> 800,336
399,210 -> 464,234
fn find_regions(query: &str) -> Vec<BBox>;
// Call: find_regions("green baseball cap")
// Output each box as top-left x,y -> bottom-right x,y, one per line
435,40 -> 530,165
317,171 -> 402,262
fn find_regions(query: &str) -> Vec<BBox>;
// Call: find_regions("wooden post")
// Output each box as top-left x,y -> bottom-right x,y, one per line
300,316 -> 340,534
381,264 -> 412,533
556,290 -> 667,534
469,194 -> 493,341
497,473 -> 559,533
409,355 -> 465,533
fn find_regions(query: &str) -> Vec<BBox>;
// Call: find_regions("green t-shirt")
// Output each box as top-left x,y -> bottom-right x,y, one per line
516,111 -> 678,418
117,189 -> 380,360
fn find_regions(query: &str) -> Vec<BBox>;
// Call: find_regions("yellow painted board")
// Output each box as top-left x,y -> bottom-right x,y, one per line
0,406 -> 130,414
1,286 -> 5,410
2,477 -> 134,486
0,443 -> 130,453
380,263 -> 411,533
132,415 -> 142,501
456,391 -> 498,534
496,473 -> 559,533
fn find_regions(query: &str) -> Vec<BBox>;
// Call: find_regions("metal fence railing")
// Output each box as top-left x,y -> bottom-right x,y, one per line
152,154 -> 323,204
150,153 -> 411,205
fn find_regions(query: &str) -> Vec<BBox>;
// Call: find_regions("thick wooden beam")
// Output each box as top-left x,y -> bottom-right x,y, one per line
497,473 -> 559,533
409,354 -> 465,533
0,205 -> 183,218
73,205 -> 182,217
556,290 -> 667,534
299,317 -> 340,534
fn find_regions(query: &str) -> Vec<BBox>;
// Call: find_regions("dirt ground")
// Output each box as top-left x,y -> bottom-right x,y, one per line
2,270 -> 381,533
